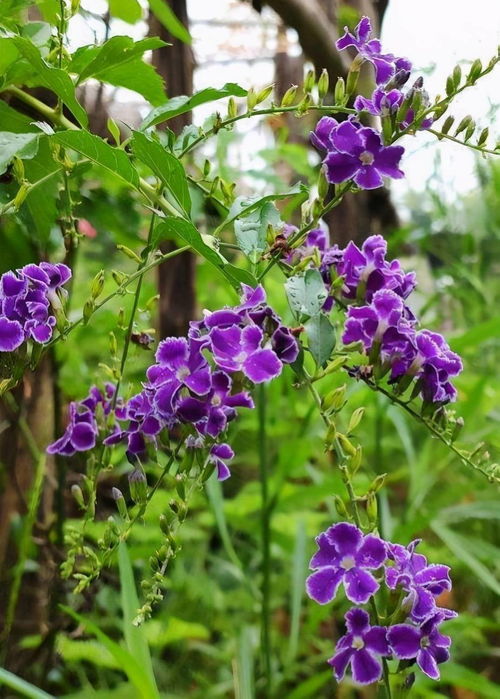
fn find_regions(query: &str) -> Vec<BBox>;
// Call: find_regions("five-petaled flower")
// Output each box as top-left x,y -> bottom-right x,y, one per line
306,522 -> 386,605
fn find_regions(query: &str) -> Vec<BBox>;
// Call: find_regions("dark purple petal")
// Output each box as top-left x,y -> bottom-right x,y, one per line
374,145 -> 405,178
328,646 -> 353,681
387,624 -> 421,659
211,443 -> 234,460
351,648 -> 383,685
177,396 -> 208,423
344,568 -> 379,604
1,271 -> 27,297
355,535 -> 386,569
0,318 -> 24,351
364,627 -> 389,656
331,121 -> 363,154
326,522 -> 363,557
184,366 -> 212,395
306,566 -> 343,604
243,349 -> 282,383
345,607 -> 370,635
70,422 -> 97,451
324,152 -> 360,184
155,337 -> 189,368
417,648 -> 440,680
216,459 -> 231,481
354,165 -> 384,190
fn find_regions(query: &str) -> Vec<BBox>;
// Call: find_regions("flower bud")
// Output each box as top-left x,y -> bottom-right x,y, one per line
322,384 -> 346,412
296,93 -> 313,115
112,487 -> 128,519
441,115 -> 455,135
349,446 -> 362,475
467,58 -> 482,83
317,69 -> 329,100
112,270 -> 128,286
107,117 -> 120,145
445,75 -> 455,96
477,127 -> 489,147
454,114 -> 473,136
337,432 -> 357,457
366,491 -> 378,523
451,417 -> 464,442
246,87 -> 258,111
317,166 -> 329,200
464,122 -> 475,141
370,473 -> 387,493
347,407 -> 365,435
117,244 -> 142,264
129,469 -> 148,505
203,159 -> 211,177
227,97 -> 237,119
109,331 -> 118,357
91,269 -> 105,299
281,85 -> 298,107
345,56 -> 363,97
256,84 -> 274,104
323,355 -> 348,376
303,68 -> 315,94
83,299 -> 95,324
71,484 -> 85,509
333,495 -> 348,519
452,64 -> 462,88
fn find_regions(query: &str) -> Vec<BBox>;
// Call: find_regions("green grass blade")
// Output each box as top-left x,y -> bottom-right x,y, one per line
286,519 -> 307,665
60,606 -> 160,699
0,668 -> 54,699
234,626 -> 255,699
118,541 -> 158,692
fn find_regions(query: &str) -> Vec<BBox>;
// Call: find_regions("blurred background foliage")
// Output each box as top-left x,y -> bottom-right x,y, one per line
0,0 -> 499,697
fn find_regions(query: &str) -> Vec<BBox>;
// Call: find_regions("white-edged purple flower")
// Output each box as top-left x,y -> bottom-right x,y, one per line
306,522 -> 386,605
386,539 -> 452,622
329,608 -> 389,685
388,610 -> 457,680
209,325 -> 282,383
209,443 -> 234,481
342,289 -> 411,350
0,262 -> 71,351
47,402 -> 98,456
322,121 -> 405,190
336,16 -> 412,85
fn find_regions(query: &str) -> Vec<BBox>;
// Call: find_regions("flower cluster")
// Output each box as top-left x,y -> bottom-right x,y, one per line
48,284 -> 298,481
306,522 -> 456,685
0,262 -> 71,352
283,228 -> 461,405
311,17 -> 433,190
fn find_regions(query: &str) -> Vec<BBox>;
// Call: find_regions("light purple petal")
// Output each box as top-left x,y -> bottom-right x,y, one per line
351,648 -> 382,685
328,646 -> 353,682
306,566 -> 343,604
243,349 -> 282,383
354,166 -> 384,190
355,534 -> 386,569
417,648 -> 440,680
344,568 -> 379,604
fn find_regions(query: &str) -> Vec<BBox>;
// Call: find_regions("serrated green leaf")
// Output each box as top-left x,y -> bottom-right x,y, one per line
73,36 -> 165,83
148,0 -> 191,44
155,218 -> 256,291
51,130 -> 139,188
304,313 -> 336,367
0,36 -> 87,127
131,131 -> 190,215
108,0 -> 142,23
141,83 -> 247,130
0,131 -> 40,174
21,139 -> 61,243
234,202 -> 281,263
285,269 -> 328,320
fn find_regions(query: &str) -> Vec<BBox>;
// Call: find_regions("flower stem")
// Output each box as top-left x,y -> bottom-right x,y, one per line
257,382 -> 272,693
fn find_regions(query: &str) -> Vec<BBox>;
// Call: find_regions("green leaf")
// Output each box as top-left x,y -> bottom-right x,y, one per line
118,541 -> 157,691
287,519 -> 307,665
1,36 -> 87,127
148,0 -> 192,44
22,139 -> 61,243
234,626 -> 254,699
450,316 -> 500,353
218,184 -> 304,235
438,501 -> 500,524
51,130 -> 139,188
141,83 -> 247,130
0,101 -> 38,133
234,202 -> 281,263
60,606 -> 160,699
0,668 -> 54,699
431,523 -> 500,595
304,313 -> 336,368
0,131 -> 40,175
155,218 -> 256,291
285,269 -> 328,320
57,636 -> 118,669
131,131 -> 190,216
435,662 -> 500,698
108,0 -> 142,23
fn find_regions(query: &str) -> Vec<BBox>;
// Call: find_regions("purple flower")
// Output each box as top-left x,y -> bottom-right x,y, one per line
329,608 -> 389,685
209,443 -> 234,481
323,121 -> 405,190
354,87 -> 404,117
209,324 -> 282,383
336,16 -> 412,85
337,235 -> 416,302
386,540 -> 452,622
47,402 -> 98,456
306,522 -> 386,605
0,262 -> 71,351
388,610 -> 457,680
342,289 -> 412,350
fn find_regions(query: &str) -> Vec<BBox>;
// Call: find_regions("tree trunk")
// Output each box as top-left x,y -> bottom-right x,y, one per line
149,1 -> 197,339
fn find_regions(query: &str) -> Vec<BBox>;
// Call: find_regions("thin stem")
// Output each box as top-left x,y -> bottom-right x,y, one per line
179,104 -> 357,158
257,383 -> 272,693
428,128 -> 499,156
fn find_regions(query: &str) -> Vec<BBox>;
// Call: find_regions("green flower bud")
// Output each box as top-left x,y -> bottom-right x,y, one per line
117,244 -> 142,264
91,269 -> 105,299
317,69 -> 329,100
451,417 -> 464,442
370,473 -> 387,493
452,64 -> 462,88
83,299 -> 95,324
129,469 -> 148,505
227,97 -> 237,119
441,115 -> 455,135
467,58 -> 482,83
347,407 -> 365,435
322,384 -> 346,412
477,127 -> 489,147
333,495 -> 348,519
256,84 -> 274,104
71,484 -> 85,509
280,85 -> 298,107
334,77 -> 346,105
303,69 -> 315,94
454,114 -> 473,136
246,87 -> 258,111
